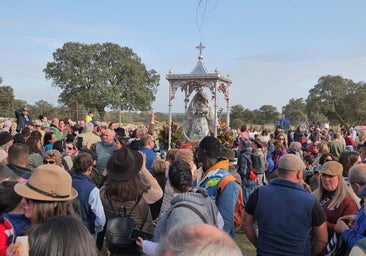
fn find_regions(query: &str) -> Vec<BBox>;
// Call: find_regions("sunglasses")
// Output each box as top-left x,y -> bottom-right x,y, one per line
321,174 -> 336,178
66,146 -> 74,150
278,138 -> 285,141
43,160 -> 55,164
324,159 -> 333,162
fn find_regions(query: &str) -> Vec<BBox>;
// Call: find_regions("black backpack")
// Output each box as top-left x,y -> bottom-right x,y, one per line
251,152 -> 266,174
106,196 -> 147,254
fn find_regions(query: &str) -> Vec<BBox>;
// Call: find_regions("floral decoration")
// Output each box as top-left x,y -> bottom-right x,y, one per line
158,121 -> 236,150
158,122 -> 185,150
216,121 -> 236,149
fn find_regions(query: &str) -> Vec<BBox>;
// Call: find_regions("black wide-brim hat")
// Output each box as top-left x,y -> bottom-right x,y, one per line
107,148 -> 143,181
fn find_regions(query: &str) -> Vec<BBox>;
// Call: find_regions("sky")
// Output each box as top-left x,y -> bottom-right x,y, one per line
1,0 -> 366,114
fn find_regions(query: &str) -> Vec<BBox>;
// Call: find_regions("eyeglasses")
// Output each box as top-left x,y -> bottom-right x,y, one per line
43,160 -> 55,164
278,138 -> 285,141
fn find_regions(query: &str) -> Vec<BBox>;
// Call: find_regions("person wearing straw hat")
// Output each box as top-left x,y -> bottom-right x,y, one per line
6,164 -> 78,256
13,164 -> 78,223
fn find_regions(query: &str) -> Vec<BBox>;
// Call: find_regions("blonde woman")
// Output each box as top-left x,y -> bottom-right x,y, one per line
175,149 -> 198,179
312,161 -> 359,243
313,141 -> 330,171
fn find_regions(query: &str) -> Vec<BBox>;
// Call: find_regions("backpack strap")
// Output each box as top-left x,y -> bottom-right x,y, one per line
107,195 -> 148,230
107,195 -> 142,217
173,203 -> 208,224
217,175 -> 237,193
126,196 -> 142,218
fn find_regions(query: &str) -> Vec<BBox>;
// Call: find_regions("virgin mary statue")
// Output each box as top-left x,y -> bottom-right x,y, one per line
183,91 -> 215,141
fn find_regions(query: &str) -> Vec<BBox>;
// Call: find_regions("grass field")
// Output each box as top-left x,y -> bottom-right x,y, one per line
235,233 -> 256,255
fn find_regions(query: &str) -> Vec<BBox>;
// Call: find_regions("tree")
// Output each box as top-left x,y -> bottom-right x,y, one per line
306,75 -> 366,128
0,85 -> 15,117
282,98 -> 308,126
230,105 -> 245,128
44,42 -> 160,120
31,100 -> 56,119
258,105 -> 280,124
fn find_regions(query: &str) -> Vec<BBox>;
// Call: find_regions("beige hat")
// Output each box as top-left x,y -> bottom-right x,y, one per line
278,154 -> 305,171
14,164 -> 77,201
252,137 -> 264,148
319,161 -> 343,176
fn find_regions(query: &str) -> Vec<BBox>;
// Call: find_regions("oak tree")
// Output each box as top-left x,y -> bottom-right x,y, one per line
306,75 -> 366,128
44,42 -> 160,120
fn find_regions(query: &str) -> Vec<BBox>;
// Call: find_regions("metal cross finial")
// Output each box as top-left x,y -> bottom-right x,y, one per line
196,42 -> 205,55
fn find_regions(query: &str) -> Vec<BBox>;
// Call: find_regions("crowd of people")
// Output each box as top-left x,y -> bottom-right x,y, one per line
0,107 -> 243,256
236,123 -> 366,255
3,105 -> 366,255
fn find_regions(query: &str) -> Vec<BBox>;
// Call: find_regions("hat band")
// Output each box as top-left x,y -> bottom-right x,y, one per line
26,182 -> 70,199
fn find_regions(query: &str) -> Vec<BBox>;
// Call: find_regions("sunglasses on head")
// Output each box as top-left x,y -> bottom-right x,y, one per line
43,160 -> 55,164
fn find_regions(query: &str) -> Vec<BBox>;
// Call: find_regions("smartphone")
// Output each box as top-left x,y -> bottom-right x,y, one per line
129,228 -> 153,241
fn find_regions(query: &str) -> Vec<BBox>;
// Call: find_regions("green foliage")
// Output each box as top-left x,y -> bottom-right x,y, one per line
0,85 -> 15,117
282,98 -> 308,126
44,42 -> 160,120
230,105 -> 260,128
258,105 -> 280,124
306,75 -> 366,128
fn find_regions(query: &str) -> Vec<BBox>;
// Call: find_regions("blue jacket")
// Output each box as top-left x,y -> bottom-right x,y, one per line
72,172 -> 106,234
342,204 -> 366,248
15,108 -> 33,132
140,147 -> 157,173
194,162 -> 238,238
1,213 -> 31,243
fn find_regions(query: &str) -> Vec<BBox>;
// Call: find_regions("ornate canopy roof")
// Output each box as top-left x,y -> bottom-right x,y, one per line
166,42 -> 232,102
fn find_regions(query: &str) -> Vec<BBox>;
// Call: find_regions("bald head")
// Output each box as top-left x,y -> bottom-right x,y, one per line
158,223 -> 242,256
349,163 -> 366,196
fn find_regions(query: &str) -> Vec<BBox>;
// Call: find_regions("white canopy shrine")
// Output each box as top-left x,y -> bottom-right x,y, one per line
166,42 -> 233,149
